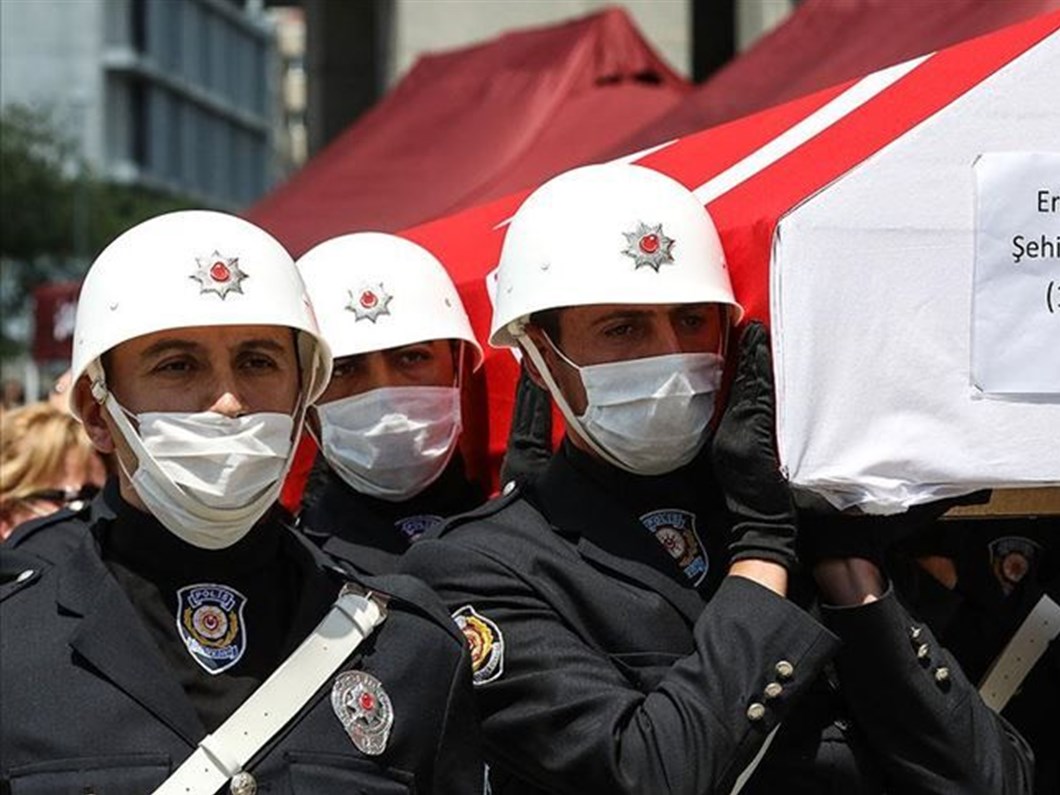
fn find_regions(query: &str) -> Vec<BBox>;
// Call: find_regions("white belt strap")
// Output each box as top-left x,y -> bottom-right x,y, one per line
978,593 -> 1060,712
154,585 -> 387,795
729,724 -> 781,795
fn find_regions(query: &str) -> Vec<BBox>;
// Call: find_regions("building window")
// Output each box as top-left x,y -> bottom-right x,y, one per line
131,0 -> 147,54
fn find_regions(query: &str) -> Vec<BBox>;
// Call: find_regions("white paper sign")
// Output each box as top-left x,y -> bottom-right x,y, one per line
972,152 -> 1060,395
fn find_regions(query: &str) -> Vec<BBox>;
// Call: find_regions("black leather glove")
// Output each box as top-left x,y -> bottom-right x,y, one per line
711,322 -> 798,570
499,361 -> 554,488
798,492 -> 991,570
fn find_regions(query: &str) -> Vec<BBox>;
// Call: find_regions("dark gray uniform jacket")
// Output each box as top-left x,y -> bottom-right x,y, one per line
1,486 -> 484,795
400,441 -> 1034,795
299,456 -> 484,576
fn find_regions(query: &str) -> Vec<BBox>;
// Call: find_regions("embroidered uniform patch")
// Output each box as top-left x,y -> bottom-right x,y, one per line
640,509 -> 709,586
452,605 -> 504,686
331,670 -> 394,755
176,583 -> 248,675
394,514 -> 442,542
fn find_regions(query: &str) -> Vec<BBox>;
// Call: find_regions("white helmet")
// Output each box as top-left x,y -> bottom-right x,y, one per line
490,163 -> 742,348
70,210 -> 332,417
295,232 -> 483,370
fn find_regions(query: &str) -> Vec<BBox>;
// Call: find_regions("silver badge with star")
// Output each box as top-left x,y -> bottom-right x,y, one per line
347,283 -> 393,322
622,222 -> 675,272
190,251 -> 248,299
331,670 -> 394,755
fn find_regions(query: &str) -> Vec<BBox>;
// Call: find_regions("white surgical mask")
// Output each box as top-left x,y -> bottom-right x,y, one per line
316,385 -> 462,502
520,335 -> 723,476
104,394 -> 295,549
575,352 -> 723,474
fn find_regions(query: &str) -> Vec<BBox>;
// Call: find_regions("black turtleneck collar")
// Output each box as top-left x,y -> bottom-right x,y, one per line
543,438 -> 726,520
99,480 -> 286,581
300,453 -> 484,546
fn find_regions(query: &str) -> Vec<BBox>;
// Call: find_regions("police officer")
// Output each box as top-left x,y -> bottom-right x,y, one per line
294,233 -> 486,574
400,164 -> 1034,794
893,516 -> 1059,795
1,211 -> 483,793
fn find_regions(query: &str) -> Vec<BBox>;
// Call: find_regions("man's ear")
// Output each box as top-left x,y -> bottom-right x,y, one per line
74,376 -> 116,454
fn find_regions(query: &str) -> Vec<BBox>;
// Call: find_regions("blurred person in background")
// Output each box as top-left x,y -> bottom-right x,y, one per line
0,400 -> 106,540
295,232 -> 486,575
1,378 -> 25,410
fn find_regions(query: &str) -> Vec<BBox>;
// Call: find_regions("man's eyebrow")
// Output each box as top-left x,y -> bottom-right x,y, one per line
588,309 -> 652,329
237,338 -> 290,354
140,339 -> 203,359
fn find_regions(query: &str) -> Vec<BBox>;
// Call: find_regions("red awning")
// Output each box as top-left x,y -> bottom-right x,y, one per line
608,0 -> 1060,157
249,8 -> 689,257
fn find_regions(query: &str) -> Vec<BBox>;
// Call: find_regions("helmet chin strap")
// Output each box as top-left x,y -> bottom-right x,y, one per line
512,325 -> 630,473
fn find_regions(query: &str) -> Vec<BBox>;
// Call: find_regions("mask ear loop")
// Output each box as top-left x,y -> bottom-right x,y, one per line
85,359 -> 143,485
511,321 -> 630,473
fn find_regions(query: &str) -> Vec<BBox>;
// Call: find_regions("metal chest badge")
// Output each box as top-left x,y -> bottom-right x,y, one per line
622,222 -> 675,272
452,605 -> 504,686
331,670 -> 394,755
175,583 -> 248,675
988,535 -> 1042,595
348,282 -> 393,322
191,251 -> 248,299
640,509 -> 709,586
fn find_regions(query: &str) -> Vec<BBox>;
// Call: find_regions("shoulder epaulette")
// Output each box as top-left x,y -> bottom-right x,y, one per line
355,571 -> 466,647
428,485 -> 524,538
5,506 -> 91,565
0,547 -> 48,602
6,506 -> 82,544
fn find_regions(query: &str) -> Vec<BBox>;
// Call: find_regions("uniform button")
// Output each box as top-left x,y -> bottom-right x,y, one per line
916,643 -> 930,660
934,666 -> 950,684
16,569 -> 34,583
746,702 -> 766,722
775,660 -> 794,680
909,625 -> 923,641
501,481 -> 516,496
230,771 -> 257,795
763,682 -> 783,700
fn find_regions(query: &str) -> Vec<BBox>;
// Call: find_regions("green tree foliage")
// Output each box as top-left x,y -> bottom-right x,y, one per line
0,105 -> 197,360
0,105 -> 74,261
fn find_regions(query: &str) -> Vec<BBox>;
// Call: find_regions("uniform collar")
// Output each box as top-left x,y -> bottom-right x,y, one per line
529,440 -> 708,623
56,530 -> 207,744
100,484 -> 287,580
